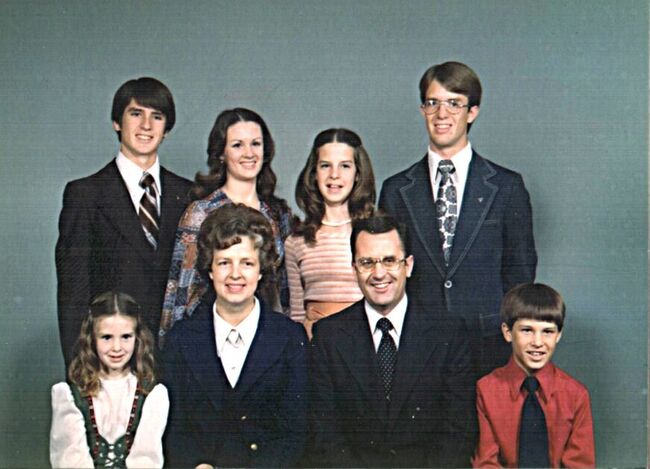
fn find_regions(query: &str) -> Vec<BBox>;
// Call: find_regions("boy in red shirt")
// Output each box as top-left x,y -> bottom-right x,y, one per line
472,283 -> 595,468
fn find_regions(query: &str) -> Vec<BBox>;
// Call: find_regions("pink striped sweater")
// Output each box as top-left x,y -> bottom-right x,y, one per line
284,224 -> 363,323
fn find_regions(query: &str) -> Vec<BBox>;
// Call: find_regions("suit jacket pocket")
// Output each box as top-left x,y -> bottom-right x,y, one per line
481,218 -> 500,226
478,311 -> 502,337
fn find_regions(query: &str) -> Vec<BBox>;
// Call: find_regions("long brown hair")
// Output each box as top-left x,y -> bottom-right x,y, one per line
192,107 -> 289,220
68,292 -> 157,396
294,128 -> 375,244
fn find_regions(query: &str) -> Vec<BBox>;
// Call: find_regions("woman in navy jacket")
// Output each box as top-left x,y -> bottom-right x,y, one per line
163,204 -> 308,468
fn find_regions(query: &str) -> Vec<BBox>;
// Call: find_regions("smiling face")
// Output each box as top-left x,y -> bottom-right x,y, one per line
95,314 -> 137,379
354,230 -> 413,316
112,99 -> 167,167
502,319 -> 562,375
420,80 -> 479,158
210,235 -> 262,320
223,121 -> 264,183
316,142 -> 357,208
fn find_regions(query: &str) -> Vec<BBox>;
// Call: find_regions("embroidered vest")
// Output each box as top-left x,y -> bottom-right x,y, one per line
70,383 -> 146,468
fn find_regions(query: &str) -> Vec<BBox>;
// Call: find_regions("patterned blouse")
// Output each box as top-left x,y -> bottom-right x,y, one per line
159,189 -> 291,338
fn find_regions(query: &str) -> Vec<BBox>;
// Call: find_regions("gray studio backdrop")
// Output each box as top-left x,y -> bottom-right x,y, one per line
0,0 -> 646,466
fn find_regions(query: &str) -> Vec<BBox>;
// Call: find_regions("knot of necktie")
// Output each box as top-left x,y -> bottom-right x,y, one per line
437,159 -> 456,179
377,317 -> 394,335
522,376 -> 540,394
227,329 -> 242,348
139,172 -> 156,190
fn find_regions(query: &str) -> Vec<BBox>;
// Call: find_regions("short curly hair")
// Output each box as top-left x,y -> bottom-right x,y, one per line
197,204 -> 279,305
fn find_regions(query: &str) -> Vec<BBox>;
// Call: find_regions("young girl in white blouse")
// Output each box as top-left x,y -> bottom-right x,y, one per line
50,291 -> 168,468
285,128 -> 376,338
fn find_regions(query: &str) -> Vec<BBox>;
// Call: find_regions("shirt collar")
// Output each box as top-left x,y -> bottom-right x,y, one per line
427,141 -> 472,183
212,298 -> 261,356
364,294 -> 408,343
503,356 -> 556,404
115,152 -> 162,195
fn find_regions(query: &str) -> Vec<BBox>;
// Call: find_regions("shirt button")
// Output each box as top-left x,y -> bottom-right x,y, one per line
444,280 -> 453,289
250,443 -> 258,451
241,415 -> 247,420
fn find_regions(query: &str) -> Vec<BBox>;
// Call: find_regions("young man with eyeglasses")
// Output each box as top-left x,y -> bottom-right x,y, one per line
308,213 -> 475,467
379,61 -> 537,379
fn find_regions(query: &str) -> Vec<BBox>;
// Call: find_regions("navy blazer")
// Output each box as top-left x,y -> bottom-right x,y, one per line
379,152 -> 537,375
309,300 -> 476,468
163,298 -> 308,468
55,160 -> 191,364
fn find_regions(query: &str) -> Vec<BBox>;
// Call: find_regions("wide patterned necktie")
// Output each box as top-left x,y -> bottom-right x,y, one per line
435,160 -> 457,264
376,317 -> 397,401
518,376 -> 550,468
138,172 -> 160,249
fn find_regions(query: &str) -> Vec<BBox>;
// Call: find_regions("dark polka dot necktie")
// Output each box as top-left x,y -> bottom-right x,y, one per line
435,160 -> 457,265
518,376 -> 550,468
138,172 -> 159,249
376,317 -> 397,401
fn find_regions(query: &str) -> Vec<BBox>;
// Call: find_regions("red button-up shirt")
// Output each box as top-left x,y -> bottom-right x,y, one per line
472,358 -> 595,468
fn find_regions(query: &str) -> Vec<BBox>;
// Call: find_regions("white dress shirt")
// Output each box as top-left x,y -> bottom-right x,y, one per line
115,152 -> 162,214
213,298 -> 261,388
427,142 -> 473,214
364,294 -> 408,352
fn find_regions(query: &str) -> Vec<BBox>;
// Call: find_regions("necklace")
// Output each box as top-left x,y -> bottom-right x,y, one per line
321,219 -> 352,227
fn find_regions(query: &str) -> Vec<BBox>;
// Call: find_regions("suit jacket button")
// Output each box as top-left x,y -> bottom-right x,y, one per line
250,443 -> 258,451
241,415 -> 247,420
444,280 -> 453,289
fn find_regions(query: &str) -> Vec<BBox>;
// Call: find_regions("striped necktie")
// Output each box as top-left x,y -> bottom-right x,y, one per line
138,172 -> 159,249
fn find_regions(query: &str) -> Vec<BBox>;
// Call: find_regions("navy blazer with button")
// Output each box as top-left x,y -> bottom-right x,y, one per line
162,296 -> 309,468
309,300 -> 476,468
379,151 -> 537,377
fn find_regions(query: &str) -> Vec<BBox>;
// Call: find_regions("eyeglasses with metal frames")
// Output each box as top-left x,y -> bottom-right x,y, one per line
354,256 -> 408,272
420,98 -> 471,115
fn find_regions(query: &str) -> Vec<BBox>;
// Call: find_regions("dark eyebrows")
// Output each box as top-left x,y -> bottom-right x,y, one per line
125,105 -> 165,117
